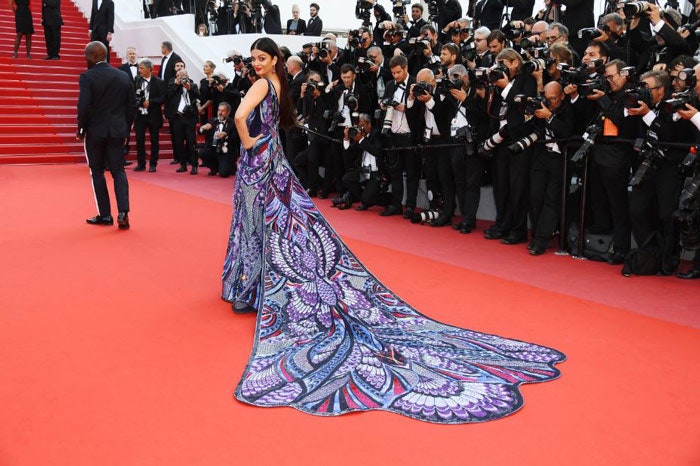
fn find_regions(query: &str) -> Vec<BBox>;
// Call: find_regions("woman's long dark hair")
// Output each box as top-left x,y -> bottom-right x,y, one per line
250,37 -> 295,129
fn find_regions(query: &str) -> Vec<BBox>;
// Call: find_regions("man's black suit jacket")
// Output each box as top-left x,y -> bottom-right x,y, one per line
89,0 -> 114,41
326,81 -> 373,119
165,82 -> 200,120
134,75 -> 166,126
286,18 -> 306,35
119,63 -> 140,86
474,0 -> 503,31
489,73 -> 538,141
383,76 -> 421,143
78,62 -> 135,138
263,6 -> 282,34
304,15 -> 322,36
42,0 -> 62,26
202,116 -> 235,146
159,51 -> 182,82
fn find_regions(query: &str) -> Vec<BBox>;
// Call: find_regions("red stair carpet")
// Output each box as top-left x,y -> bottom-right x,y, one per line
0,0 -> 172,164
1,164 -> 699,466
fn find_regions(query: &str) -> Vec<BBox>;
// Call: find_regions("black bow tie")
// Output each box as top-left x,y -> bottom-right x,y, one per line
129,64 -> 137,67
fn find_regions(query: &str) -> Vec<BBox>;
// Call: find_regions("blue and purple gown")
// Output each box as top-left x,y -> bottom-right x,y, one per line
222,79 -> 565,424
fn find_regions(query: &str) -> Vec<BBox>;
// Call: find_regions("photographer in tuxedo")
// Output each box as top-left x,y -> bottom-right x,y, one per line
165,70 -> 201,174
324,63 -> 373,197
133,58 -> 166,172
335,113 -> 388,211
199,102 -> 236,177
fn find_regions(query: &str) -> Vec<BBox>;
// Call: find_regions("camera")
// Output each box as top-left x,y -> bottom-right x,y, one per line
629,137 -> 665,188
461,41 -> 477,62
348,29 -> 362,48
470,67 -> 491,88
577,75 -> 609,97
514,94 -> 549,116
180,77 -> 192,87
348,125 -> 364,139
135,88 -> 146,107
323,110 -> 344,132
508,132 -> 540,153
622,1 -> 651,18
503,24 -> 525,41
435,77 -> 462,95
522,59 -> 546,75
624,84 -> 653,109
393,0 -> 410,16
344,94 -> 359,112
356,56 -> 373,74
488,63 -> 509,83
578,27 -> 603,41
224,54 -> 243,64
211,75 -> 228,87
412,81 -> 433,98
410,209 -> 440,224
571,123 -> 602,163
355,0 -> 373,24
306,80 -> 325,94
380,98 -> 400,135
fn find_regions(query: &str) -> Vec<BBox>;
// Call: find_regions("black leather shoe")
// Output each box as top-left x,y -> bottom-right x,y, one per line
148,166 -> 157,172
190,166 -> 198,175
452,222 -> 463,231
403,207 -> 415,220
86,215 -> 113,226
207,170 -> 218,176
484,228 -> 506,240
124,160 -> 134,166
176,166 -> 187,173
355,204 -> 369,211
380,205 -> 401,216
676,268 -> 700,279
318,191 -> 328,199
331,196 -> 343,207
117,212 -> 130,230
134,165 -> 146,172
529,245 -> 546,256
459,224 -> 473,234
501,234 -> 526,245
429,215 -> 451,227
170,160 -> 179,165
607,251 -> 627,265
338,194 -> 352,210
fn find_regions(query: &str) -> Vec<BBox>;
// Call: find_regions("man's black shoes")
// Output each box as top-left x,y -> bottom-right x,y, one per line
86,215 -> 113,226
379,205 -> 401,216
176,166 -> 187,173
117,212 -> 130,230
134,165 -> 146,172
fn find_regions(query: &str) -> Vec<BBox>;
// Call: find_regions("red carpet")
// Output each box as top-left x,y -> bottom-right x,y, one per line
1,164 -> 699,466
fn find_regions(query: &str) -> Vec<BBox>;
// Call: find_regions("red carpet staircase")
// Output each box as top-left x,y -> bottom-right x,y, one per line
0,1 -> 172,164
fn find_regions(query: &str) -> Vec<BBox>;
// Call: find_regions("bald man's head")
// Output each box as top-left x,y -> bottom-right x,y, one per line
85,41 -> 107,68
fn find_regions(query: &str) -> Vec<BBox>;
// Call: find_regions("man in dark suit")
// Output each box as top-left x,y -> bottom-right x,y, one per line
133,58 -> 166,172
41,0 -> 62,60
199,102 -> 236,177
165,69 -> 201,174
118,46 -> 140,85
303,3 -> 322,36
89,0 -> 114,63
473,0 -> 503,32
261,0 -> 282,34
77,41 -> 136,229
158,41 -> 182,82
285,55 -> 306,170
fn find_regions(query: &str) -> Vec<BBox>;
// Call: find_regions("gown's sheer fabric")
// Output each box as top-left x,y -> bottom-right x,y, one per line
222,79 -> 565,424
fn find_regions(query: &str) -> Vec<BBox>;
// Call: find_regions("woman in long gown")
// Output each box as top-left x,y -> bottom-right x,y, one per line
11,0 -> 33,58
223,37 -> 565,424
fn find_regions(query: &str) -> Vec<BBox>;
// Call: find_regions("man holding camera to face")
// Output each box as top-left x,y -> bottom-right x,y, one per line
133,58 -> 166,172
335,113 -> 388,211
628,2 -> 691,72
166,69 -> 200,174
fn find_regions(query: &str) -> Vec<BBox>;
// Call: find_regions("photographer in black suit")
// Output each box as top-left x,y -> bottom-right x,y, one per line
166,70 -> 201,174
261,0 -> 281,34
158,41 -> 182,82
89,0 -> 114,63
324,63 -> 373,197
199,102 -> 236,177
336,113 -> 388,211
133,58 -> 166,172
77,41 -> 135,229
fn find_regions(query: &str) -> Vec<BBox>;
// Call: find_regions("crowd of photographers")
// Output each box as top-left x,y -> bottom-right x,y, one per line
130,0 -> 700,279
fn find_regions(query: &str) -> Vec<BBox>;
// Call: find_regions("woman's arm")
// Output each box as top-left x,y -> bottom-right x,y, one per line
234,78 -> 269,149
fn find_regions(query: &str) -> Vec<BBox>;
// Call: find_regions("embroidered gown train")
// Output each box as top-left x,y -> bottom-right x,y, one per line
222,79 -> 565,424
